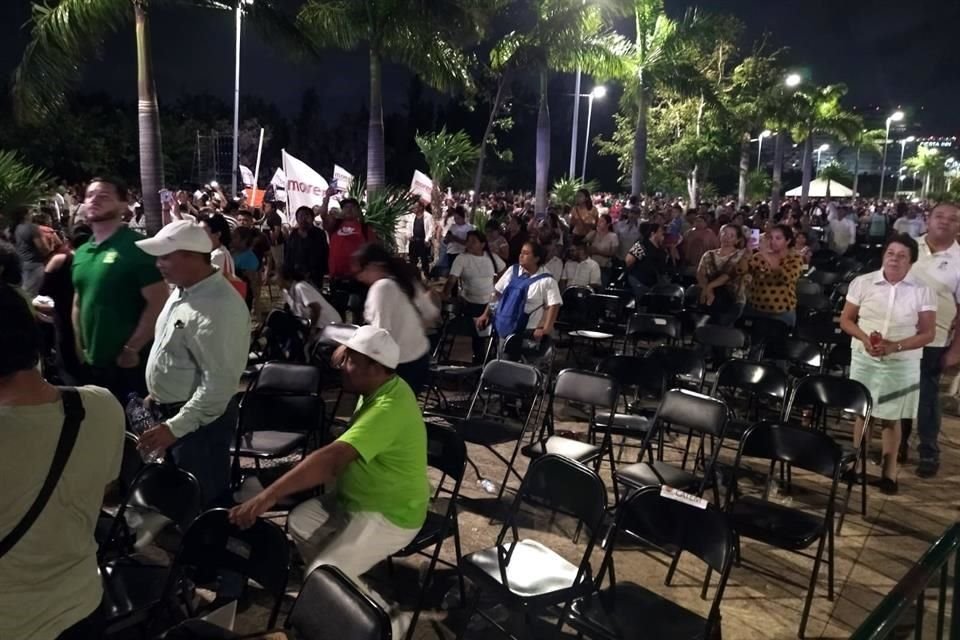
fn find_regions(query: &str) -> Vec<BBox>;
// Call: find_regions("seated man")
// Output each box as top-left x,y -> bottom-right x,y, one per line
560,238 -> 602,290
229,326 -> 428,623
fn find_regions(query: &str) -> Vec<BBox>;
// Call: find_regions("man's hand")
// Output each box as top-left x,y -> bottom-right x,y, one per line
138,423 -> 177,456
533,326 -> 546,340
229,491 -> 278,529
943,349 -> 960,369
475,314 -> 489,331
116,348 -> 140,369
704,288 -> 715,307
860,336 -> 884,358
332,344 -> 348,369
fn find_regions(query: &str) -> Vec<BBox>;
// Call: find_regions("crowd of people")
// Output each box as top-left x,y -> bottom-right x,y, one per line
2,173 -> 959,639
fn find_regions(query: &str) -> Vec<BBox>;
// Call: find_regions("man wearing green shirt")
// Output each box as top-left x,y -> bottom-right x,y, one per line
229,326 -> 428,626
71,178 -> 168,400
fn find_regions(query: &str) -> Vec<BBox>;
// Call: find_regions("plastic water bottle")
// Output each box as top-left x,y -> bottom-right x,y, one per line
477,478 -> 497,494
125,394 -> 162,464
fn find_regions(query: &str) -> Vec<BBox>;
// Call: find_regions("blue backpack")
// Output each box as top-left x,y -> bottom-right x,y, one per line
494,265 -> 552,338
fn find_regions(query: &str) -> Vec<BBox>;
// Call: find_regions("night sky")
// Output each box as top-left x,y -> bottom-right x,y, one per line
0,0 -> 956,132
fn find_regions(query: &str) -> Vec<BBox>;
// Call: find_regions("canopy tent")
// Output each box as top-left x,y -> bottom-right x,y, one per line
785,178 -> 855,198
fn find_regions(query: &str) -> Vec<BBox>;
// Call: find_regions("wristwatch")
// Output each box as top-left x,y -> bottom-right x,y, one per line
896,343 -> 903,352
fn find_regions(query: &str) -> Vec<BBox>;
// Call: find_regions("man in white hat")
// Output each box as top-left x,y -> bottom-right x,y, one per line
229,325 -> 428,625
136,220 -> 250,504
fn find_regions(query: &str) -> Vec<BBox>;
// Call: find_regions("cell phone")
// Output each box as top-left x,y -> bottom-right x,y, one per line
159,189 -> 174,207
749,228 -> 761,250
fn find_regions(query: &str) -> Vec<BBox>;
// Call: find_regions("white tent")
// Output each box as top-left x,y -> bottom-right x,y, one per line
785,178 -> 855,198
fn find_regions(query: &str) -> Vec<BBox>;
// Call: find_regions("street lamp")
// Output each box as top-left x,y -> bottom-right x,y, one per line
816,143 -> 829,173
231,0 -> 255,198
898,135 -> 916,175
757,130 -> 772,170
878,110 -> 905,200
581,85 -> 607,180
785,73 -> 802,88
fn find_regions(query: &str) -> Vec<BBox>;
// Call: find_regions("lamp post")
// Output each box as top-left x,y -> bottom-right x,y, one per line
785,73 -> 802,88
816,143 -> 829,173
231,0 -> 254,199
756,130 -> 771,171
580,85 -> 606,180
878,110 -> 905,200
898,136 -> 916,175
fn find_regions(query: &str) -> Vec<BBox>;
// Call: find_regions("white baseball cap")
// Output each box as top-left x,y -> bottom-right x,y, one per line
136,219 -> 213,256
333,325 -> 400,370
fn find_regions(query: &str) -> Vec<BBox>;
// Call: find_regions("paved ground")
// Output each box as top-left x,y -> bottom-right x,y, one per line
220,366 -> 960,640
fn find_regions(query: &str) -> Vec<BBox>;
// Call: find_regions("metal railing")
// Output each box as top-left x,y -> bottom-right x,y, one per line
851,523 -> 960,639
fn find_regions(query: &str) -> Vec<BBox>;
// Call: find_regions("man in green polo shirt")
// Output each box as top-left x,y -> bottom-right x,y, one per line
72,178 -> 168,400
229,326 -> 428,631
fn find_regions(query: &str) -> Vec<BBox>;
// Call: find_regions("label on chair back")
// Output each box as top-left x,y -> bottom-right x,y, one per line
661,485 -> 708,509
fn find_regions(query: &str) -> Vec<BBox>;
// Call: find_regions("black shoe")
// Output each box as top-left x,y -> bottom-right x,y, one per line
873,477 -> 899,495
916,459 -> 940,478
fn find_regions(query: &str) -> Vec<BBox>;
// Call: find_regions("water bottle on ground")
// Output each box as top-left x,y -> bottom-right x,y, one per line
477,478 -> 497,494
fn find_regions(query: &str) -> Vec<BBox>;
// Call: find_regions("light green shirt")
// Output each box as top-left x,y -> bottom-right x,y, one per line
336,376 -> 429,529
0,386 -> 124,640
145,271 -> 250,437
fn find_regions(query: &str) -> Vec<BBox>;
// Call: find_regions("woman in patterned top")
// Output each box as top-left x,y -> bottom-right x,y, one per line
745,223 -> 806,327
695,224 -> 750,325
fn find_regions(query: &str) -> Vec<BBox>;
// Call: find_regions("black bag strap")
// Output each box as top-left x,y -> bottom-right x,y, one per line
0,387 -> 84,559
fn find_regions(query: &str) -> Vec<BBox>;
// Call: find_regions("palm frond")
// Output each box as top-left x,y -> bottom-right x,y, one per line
363,187 -> 418,253
296,0 -> 363,50
12,0 -> 133,123
243,0 -> 323,61
383,25 -> 475,93
551,176 -> 600,206
0,150 -> 51,223
415,127 -> 479,186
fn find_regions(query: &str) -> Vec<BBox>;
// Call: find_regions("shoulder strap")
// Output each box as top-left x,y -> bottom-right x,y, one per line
0,388 -> 84,559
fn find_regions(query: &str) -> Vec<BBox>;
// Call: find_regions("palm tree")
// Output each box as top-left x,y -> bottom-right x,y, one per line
789,84 -> 860,206
849,128 -> 885,196
415,126 -> 479,204
617,0 -> 711,197
905,146 -> 945,199
13,0 -> 310,235
0,151 -> 51,227
818,161 -> 852,199
487,0 -> 626,213
298,0 -> 486,196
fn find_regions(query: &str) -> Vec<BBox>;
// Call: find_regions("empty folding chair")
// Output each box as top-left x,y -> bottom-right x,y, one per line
592,355 -> 664,460
287,565 -> 391,640
623,312 -> 682,355
230,362 -> 326,492
736,315 -> 791,360
614,389 -> 728,503
761,336 -> 823,378
725,422 -> 844,638
453,359 -> 545,502
783,375 -> 872,533
388,424 -> 468,639
640,283 -> 685,315
568,487 -> 735,640
456,455 -> 608,639
646,345 -> 706,393
423,314 -> 491,416
711,359 -> 788,444
692,325 -> 748,370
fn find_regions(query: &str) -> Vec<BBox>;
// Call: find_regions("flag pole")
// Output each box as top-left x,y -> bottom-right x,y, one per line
251,127 -> 265,205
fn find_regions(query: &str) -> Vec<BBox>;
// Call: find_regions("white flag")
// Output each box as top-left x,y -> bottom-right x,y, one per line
332,164 -> 354,192
282,150 -> 329,224
270,168 -> 287,190
410,170 -> 433,202
239,165 -> 255,188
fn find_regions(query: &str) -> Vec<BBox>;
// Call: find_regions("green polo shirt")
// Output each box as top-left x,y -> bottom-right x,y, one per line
72,226 -> 163,366
336,376 -> 429,530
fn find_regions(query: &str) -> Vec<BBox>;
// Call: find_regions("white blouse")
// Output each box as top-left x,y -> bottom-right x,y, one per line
846,271 -> 936,361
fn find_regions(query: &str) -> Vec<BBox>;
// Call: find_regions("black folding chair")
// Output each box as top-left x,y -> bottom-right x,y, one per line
568,487 -> 735,640
456,455 -> 608,639
783,375 -> 873,534
592,355 -> 664,461
692,325 -> 748,370
614,389 -> 728,504
726,422 -> 844,638
711,359 -> 789,444
761,336 -> 823,379
646,345 -> 706,393
623,313 -> 682,355
796,278 -> 823,298
287,565 -> 391,640
230,362 -> 326,492
640,283 -> 685,315
388,424 -> 468,639
423,313 -> 491,417
246,308 -> 308,378
453,359 -> 545,503
736,315 -> 791,360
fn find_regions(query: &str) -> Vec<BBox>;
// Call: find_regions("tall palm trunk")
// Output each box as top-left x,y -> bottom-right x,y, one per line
367,51 -> 385,195
771,130 -> 784,213
800,133 -> 813,207
472,74 -> 507,213
631,77 -> 648,198
134,2 -> 163,236
534,70 -> 550,214
852,145 -> 862,196
737,132 -> 750,207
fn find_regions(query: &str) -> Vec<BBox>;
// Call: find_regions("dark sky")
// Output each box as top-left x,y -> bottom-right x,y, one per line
0,0 -> 957,132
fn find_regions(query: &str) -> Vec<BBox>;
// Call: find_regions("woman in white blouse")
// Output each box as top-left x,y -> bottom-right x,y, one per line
352,243 -> 438,394
840,233 -> 936,494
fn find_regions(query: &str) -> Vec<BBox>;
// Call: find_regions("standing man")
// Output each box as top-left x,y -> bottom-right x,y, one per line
136,220 -> 250,504
905,201 -> 960,478
284,206 -> 329,289
320,191 -> 376,313
72,178 -> 168,401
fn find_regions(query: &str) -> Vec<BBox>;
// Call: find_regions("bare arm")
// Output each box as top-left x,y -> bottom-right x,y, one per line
72,293 -> 84,359
125,282 -> 169,352
536,304 -> 560,337
443,275 -> 459,300
229,441 -> 359,528
839,301 -> 871,346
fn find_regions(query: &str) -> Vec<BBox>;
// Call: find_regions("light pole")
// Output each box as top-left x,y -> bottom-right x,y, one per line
816,143 -> 829,173
898,135 -> 916,174
580,85 -> 606,180
878,110 -> 905,200
785,73 -> 802,89
756,129 -> 771,171
231,0 -> 254,199
569,68 -> 582,179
